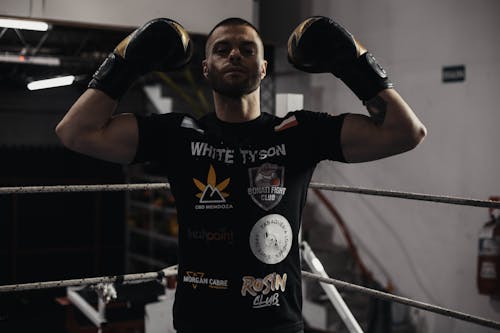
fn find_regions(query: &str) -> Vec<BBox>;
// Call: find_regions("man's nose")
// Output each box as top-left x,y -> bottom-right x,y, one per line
229,48 -> 242,61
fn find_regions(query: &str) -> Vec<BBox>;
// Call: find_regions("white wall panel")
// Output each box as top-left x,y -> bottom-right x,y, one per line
301,1 -> 500,332
0,0 -> 31,17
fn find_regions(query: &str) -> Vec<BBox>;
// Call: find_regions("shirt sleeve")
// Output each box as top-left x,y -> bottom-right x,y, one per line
294,110 -> 348,163
132,113 -> 183,164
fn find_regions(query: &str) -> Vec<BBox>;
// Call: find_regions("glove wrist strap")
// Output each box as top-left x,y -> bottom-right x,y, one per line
88,53 -> 137,100
335,52 -> 394,102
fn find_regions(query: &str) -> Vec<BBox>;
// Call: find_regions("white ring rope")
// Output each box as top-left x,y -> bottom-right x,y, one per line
0,267 -> 498,330
0,183 -> 169,194
0,182 -> 499,209
1,183 -> 499,329
309,182 -> 500,209
301,271 -> 500,331
0,265 -> 178,293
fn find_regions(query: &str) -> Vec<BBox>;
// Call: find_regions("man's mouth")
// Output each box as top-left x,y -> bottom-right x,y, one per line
225,66 -> 246,74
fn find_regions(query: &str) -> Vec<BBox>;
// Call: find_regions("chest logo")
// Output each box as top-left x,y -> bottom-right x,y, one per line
247,163 -> 286,211
193,164 -> 233,210
249,214 -> 292,265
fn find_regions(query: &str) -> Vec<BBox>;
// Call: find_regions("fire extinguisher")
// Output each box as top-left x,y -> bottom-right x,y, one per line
477,196 -> 500,295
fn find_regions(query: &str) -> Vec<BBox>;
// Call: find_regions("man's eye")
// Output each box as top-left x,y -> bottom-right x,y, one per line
215,47 -> 229,55
242,48 -> 256,56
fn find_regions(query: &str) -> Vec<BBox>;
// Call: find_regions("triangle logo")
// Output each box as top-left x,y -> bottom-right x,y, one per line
200,184 -> 226,203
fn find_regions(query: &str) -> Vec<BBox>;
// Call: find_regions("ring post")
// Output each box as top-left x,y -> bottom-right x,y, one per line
301,241 -> 364,333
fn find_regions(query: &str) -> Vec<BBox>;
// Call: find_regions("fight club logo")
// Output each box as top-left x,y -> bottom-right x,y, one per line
247,163 -> 286,211
241,272 -> 287,309
249,214 -> 292,264
193,164 -> 233,210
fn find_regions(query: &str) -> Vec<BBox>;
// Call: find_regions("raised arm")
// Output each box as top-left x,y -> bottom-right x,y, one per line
340,88 -> 426,162
55,18 -> 193,164
56,89 -> 138,164
288,16 -> 426,163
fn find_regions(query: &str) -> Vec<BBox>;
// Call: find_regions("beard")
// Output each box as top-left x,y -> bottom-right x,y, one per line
207,68 -> 262,98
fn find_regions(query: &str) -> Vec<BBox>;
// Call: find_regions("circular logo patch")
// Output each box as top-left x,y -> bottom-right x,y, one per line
249,214 -> 292,264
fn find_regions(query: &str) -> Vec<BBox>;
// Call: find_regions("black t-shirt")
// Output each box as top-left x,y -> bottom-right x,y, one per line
135,110 -> 346,333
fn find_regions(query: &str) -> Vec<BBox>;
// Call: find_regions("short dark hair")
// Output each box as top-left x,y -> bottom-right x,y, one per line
207,17 -> 261,40
205,17 -> 263,55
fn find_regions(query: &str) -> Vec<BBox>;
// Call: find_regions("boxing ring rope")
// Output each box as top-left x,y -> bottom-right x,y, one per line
1,182 -> 500,330
310,182 -> 500,208
1,182 -> 499,209
0,264 -> 499,330
0,265 -> 179,293
300,271 -> 500,330
0,183 -> 169,195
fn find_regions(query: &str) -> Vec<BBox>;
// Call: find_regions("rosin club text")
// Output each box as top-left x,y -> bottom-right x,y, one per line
241,272 -> 287,309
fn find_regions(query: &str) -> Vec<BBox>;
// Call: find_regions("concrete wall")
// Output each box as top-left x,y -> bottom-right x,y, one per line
272,1 -> 500,332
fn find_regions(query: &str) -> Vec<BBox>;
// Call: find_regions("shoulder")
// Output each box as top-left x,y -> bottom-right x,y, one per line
293,109 -> 347,122
272,110 -> 348,131
136,111 -> 186,123
134,112 -> 206,142
136,112 -> 199,129
197,112 -> 217,127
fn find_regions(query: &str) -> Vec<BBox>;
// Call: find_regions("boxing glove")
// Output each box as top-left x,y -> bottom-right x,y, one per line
89,18 -> 193,100
287,16 -> 393,102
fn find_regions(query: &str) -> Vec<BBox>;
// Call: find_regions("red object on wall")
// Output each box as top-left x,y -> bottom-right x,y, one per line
477,196 -> 500,295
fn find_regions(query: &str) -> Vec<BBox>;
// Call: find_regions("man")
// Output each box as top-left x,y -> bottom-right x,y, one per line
56,16 -> 426,333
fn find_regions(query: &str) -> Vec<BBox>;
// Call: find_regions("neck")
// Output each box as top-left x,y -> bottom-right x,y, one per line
213,87 -> 261,123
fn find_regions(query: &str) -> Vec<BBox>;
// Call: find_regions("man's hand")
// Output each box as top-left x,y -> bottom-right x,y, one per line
89,18 -> 193,99
57,18 -> 193,164
287,16 -> 427,163
287,16 -> 393,103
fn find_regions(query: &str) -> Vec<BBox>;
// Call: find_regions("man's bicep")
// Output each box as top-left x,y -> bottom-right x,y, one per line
340,113 -> 395,163
85,113 -> 139,164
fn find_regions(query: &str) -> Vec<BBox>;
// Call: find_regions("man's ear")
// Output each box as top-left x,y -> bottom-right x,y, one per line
260,60 -> 268,79
202,59 -> 209,79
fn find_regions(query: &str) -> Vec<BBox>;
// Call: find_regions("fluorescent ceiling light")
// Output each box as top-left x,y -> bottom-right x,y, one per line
0,18 -> 49,31
27,75 -> 75,90
0,53 -> 60,66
